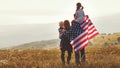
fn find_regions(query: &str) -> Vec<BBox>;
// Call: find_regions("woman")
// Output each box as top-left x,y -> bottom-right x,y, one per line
75,2 -> 85,24
59,20 -> 72,65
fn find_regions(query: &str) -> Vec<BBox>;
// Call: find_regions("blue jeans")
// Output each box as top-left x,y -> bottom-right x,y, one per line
75,48 -> 86,64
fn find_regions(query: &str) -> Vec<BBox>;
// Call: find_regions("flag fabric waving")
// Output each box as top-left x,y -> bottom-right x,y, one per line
70,15 -> 99,53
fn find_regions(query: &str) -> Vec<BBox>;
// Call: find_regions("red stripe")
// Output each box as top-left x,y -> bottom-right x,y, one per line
81,22 -> 88,28
82,20 -> 90,28
88,24 -> 94,31
88,32 -> 99,40
74,37 -> 88,49
88,29 -> 96,35
81,19 -> 90,28
82,21 -> 91,30
71,32 -> 87,45
81,16 -> 88,24
75,43 -> 88,53
71,43 -> 74,46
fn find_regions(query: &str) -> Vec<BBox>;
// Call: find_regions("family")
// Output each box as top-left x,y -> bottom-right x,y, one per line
58,2 -> 86,65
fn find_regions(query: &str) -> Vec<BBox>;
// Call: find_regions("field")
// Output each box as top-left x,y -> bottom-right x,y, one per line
0,45 -> 120,68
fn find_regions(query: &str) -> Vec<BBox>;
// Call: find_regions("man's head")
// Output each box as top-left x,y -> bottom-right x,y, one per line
74,14 -> 77,19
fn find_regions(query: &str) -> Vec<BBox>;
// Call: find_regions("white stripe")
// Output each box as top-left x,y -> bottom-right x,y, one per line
73,35 -> 88,47
81,22 -> 87,27
82,21 -> 91,30
88,25 -> 94,30
83,24 -> 88,30
81,18 -> 90,28
84,17 -> 87,21
88,28 -> 96,34
71,32 -> 86,42
86,18 -> 89,23
70,32 -> 87,45
75,40 -> 88,52
88,31 -> 98,38
70,41 -> 74,45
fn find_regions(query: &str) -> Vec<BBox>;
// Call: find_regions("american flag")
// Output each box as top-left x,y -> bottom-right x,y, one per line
70,15 -> 99,52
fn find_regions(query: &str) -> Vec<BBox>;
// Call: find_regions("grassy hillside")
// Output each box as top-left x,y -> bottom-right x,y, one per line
7,39 -> 60,50
5,32 -> 120,50
0,45 -> 120,68
90,32 -> 120,46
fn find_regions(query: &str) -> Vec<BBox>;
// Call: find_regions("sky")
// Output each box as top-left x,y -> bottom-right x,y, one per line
0,0 -> 120,48
0,0 -> 120,25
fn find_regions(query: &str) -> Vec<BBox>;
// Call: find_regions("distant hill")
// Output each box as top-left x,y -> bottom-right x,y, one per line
6,39 -> 60,50
3,32 -> 120,50
0,23 -> 58,48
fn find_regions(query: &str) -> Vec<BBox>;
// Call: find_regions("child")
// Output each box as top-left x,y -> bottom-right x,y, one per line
58,21 -> 65,38
75,3 -> 85,24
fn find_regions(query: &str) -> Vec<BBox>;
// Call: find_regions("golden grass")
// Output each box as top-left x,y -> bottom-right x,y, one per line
0,45 -> 120,68
90,33 -> 120,46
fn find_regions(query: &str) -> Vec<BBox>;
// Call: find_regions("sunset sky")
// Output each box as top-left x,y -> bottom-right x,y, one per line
0,0 -> 120,25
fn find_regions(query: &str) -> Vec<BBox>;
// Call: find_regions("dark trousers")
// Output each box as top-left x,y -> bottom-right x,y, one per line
61,49 -> 72,64
75,48 -> 86,64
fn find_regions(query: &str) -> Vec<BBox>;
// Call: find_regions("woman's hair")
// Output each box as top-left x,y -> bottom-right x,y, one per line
64,20 -> 70,30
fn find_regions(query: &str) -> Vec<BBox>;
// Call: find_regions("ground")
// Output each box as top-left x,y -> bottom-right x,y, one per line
0,45 -> 120,68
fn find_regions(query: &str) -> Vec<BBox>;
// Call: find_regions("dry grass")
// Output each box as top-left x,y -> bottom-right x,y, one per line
0,45 -> 120,68
90,33 -> 120,46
